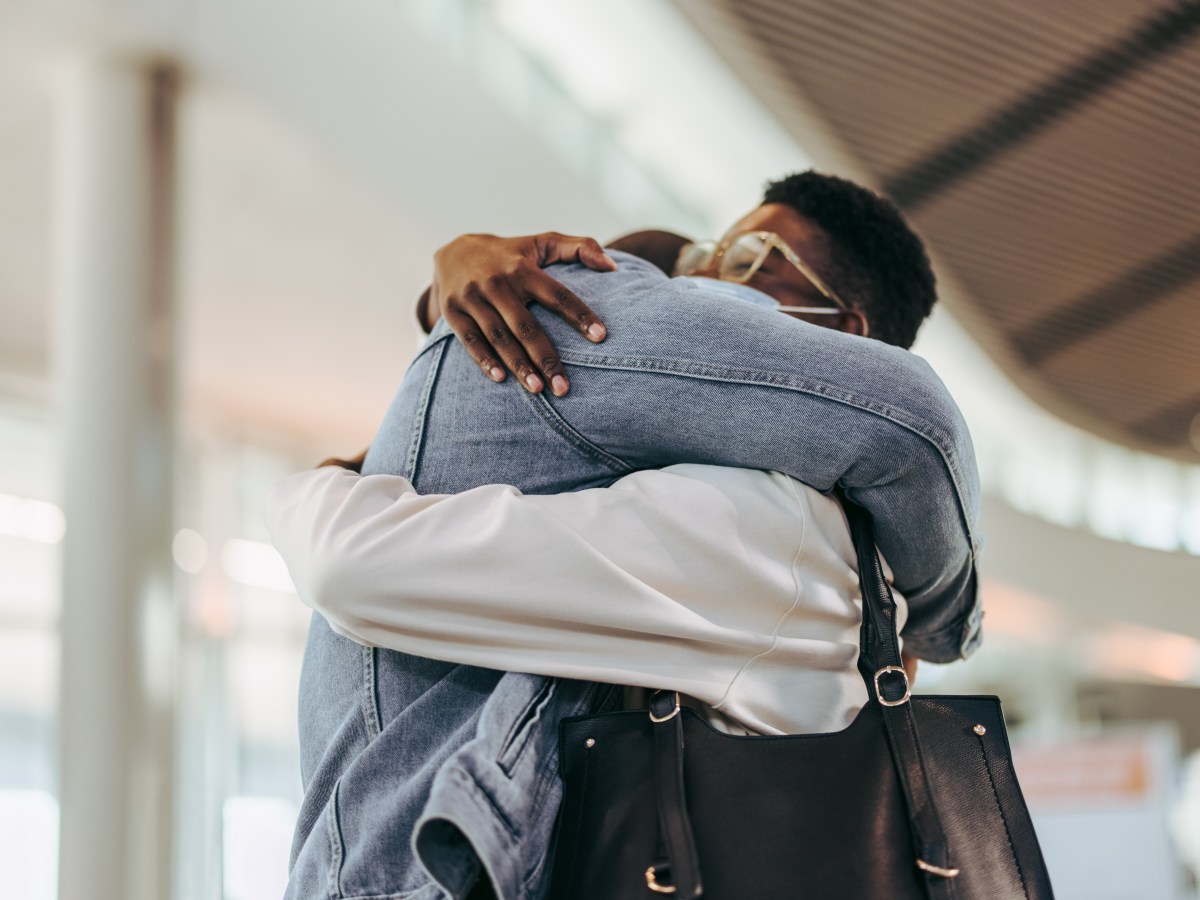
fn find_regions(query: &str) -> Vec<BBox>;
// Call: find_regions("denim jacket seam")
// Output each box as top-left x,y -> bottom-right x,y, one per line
559,351 -> 954,443
496,680 -> 556,777
416,335 -> 978,552
460,728 -> 568,848
558,351 -> 979,557
453,765 -> 523,842
326,779 -> 345,899
360,646 -> 382,741
409,345 -> 976,555
525,393 -> 634,473
516,749 -> 567,891
413,326 -> 453,357
404,340 -> 448,481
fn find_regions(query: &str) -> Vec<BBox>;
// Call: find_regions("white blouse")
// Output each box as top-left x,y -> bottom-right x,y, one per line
266,464 -> 905,736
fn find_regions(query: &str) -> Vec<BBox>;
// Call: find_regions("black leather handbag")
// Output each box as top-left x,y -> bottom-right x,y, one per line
546,501 -> 1054,899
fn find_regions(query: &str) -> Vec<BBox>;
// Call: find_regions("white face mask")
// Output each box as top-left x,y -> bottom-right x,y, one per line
680,276 -> 781,310
679,275 -> 850,323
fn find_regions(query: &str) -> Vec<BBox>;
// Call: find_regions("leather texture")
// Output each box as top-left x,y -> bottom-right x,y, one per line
545,501 -> 1054,900
650,691 -> 703,898
846,501 -> 955,897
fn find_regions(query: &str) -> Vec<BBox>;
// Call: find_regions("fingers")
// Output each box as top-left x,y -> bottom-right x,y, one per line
445,282 -> 564,396
432,232 -> 616,395
520,268 -> 607,343
527,234 -> 612,341
443,305 -> 508,385
578,237 -> 619,273
486,279 -> 573,396
534,232 -> 618,272
317,448 -> 369,472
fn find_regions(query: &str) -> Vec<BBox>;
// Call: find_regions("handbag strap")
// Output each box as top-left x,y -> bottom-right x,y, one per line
845,498 -> 906,688
843,500 -> 959,894
643,501 -> 961,897
647,690 -> 703,898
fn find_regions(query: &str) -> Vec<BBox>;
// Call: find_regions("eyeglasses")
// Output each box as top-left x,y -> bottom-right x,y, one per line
674,231 -> 850,315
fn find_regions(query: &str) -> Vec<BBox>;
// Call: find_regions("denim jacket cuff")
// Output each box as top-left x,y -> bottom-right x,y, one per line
902,587 -> 984,664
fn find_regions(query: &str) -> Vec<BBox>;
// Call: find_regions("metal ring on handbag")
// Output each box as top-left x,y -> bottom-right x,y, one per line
873,666 -> 911,707
644,864 -> 677,894
648,690 -> 681,723
916,858 -> 961,879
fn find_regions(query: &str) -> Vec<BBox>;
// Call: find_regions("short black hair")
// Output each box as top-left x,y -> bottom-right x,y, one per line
762,171 -> 936,349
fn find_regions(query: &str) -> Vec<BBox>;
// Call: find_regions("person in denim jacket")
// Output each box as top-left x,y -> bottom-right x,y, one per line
273,171 -> 982,899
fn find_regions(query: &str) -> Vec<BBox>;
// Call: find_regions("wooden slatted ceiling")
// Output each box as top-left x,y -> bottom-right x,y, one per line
680,0 -> 1200,459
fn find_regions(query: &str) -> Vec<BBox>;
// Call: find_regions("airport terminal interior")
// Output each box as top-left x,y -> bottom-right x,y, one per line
2,1 -> 1200,897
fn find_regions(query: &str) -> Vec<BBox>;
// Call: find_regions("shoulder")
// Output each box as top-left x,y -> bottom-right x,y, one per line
541,251 -> 669,296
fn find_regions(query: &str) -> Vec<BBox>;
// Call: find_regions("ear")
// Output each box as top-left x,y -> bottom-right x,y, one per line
837,309 -> 870,338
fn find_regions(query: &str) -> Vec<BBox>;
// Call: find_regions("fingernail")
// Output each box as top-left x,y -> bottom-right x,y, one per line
551,375 -> 569,396
524,373 -> 543,392
489,367 -> 506,381
602,254 -> 618,269
587,324 -> 606,341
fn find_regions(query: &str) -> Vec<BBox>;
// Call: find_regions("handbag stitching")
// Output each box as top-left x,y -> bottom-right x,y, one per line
975,730 -> 1029,899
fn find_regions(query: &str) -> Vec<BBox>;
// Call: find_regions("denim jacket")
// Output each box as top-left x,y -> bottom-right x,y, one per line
284,252 -> 982,899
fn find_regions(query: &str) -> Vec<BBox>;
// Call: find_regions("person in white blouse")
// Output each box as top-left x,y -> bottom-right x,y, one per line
268,458 -> 911,738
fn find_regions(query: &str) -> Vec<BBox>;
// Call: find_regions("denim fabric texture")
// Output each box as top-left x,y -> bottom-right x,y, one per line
285,251 -> 983,899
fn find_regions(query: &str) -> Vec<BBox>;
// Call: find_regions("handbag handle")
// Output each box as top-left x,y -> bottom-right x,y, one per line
843,499 -> 960,892
643,500 -> 961,898
843,498 -> 910,703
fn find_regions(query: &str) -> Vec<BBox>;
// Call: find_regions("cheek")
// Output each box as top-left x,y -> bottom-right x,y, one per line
751,276 -> 811,308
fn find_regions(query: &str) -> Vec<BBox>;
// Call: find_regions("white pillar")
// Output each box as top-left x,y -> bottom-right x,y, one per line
52,56 -> 180,900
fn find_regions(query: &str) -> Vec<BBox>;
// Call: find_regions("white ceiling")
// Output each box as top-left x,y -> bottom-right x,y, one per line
0,0 -> 641,453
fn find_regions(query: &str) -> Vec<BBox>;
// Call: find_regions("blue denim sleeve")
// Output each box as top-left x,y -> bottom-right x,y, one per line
368,253 -> 982,662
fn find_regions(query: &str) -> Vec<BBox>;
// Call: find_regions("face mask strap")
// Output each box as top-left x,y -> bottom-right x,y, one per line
777,306 -> 871,339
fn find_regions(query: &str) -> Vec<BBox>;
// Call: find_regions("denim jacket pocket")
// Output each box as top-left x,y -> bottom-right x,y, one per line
496,678 -> 557,777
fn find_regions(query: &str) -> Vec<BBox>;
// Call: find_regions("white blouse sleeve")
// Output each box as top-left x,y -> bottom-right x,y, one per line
265,465 -> 813,706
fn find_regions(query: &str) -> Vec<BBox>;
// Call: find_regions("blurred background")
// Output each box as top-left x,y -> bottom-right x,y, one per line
1,0 -> 1199,898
